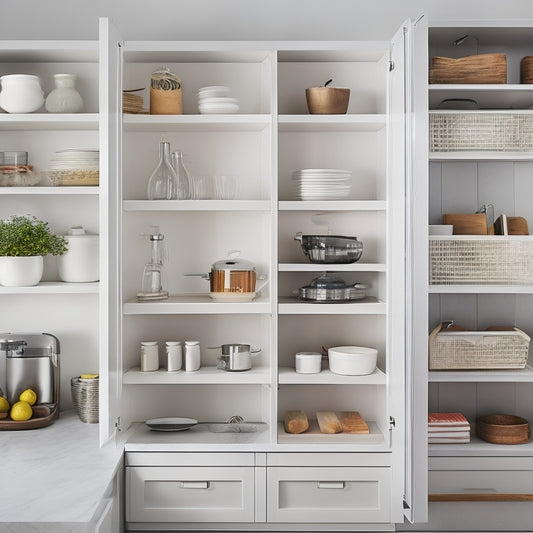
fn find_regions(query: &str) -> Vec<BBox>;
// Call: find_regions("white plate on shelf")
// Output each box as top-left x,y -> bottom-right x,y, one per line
209,291 -> 257,301
145,417 -> 198,432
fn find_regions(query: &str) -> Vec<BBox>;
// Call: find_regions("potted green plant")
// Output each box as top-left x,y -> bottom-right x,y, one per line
0,215 -> 68,286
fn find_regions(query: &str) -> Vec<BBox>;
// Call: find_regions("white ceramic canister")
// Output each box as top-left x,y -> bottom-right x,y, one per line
140,341 -> 159,371
57,226 -> 99,282
184,341 -> 201,372
45,74 -> 84,113
295,351 -> 322,374
0,74 -> 44,113
166,341 -> 183,372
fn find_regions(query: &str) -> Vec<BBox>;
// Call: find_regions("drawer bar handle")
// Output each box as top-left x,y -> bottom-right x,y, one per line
317,481 -> 345,490
429,493 -> 533,502
180,481 -> 209,489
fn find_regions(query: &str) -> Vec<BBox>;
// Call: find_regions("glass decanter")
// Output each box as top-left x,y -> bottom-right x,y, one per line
147,141 -> 178,200
171,150 -> 191,200
138,227 -> 168,301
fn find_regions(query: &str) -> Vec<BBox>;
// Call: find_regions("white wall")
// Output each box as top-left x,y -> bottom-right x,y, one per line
2,0 -> 533,41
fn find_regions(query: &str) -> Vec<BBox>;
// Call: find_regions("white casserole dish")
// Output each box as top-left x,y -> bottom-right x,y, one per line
295,351 -> 322,374
328,346 -> 377,375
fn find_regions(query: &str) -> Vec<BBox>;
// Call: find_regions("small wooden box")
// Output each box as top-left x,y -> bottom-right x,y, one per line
429,53 -> 507,84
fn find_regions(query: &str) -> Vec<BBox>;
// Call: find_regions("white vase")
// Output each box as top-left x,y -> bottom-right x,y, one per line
0,256 -> 44,286
45,74 -> 83,113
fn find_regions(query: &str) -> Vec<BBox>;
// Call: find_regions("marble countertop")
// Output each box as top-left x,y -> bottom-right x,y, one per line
0,409 -> 123,532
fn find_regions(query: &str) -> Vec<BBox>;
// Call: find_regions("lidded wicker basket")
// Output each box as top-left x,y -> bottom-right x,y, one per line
71,375 -> 99,423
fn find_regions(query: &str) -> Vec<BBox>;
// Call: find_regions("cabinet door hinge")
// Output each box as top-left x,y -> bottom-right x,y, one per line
389,416 -> 396,429
115,416 -> 121,432
389,60 -> 395,72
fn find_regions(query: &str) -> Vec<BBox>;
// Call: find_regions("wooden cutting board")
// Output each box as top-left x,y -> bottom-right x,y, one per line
443,213 -> 487,235
339,411 -> 370,434
507,216 -> 529,235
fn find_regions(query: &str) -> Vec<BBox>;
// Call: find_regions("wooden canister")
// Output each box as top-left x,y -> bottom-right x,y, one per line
150,67 -> 182,114
520,56 -> 533,84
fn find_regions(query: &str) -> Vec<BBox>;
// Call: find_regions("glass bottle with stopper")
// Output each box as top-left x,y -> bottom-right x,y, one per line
137,226 -> 169,301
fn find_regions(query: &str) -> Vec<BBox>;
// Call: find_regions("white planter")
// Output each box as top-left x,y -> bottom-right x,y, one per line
0,256 -> 44,286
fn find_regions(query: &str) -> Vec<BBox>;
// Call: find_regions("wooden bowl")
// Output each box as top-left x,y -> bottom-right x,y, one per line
306,87 -> 350,114
476,414 -> 530,445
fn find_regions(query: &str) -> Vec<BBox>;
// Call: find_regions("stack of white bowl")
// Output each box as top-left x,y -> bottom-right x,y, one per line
198,86 -> 239,114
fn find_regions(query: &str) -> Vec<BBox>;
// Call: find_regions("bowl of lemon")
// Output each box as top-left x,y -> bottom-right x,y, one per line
0,387 -> 57,430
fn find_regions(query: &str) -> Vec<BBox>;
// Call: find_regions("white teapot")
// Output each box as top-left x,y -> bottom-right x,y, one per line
0,74 -> 44,113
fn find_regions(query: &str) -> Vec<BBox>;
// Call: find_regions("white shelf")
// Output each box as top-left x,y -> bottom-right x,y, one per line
428,84 -> 533,109
122,114 -> 271,132
123,199 -> 271,212
279,263 -> 386,272
429,365 -> 533,383
429,434 -> 533,457
429,284 -> 533,294
277,420 -> 384,446
123,366 -> 271,385
0,113 -> 99,131
430,151 -> 533,161
124,294 -> 271,315
0,40 -> 98,62
278,296 -> 385,315
278,366 -> 386,385
0,281 -> 99,294
279,200 -> 387,211
0,186 -> 98,195
278,114 -> 386,132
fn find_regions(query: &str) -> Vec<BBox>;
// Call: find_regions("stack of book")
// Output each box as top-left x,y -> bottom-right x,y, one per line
428,412 -> 470,443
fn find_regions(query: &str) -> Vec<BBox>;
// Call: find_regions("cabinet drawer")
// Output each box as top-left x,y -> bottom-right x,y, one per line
127,466 -> 255,523
423,470 -> 533,532
266,467 -> 390,523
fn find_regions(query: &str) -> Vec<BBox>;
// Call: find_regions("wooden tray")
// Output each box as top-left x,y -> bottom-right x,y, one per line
0,404 -> 57,430
429,53 -> 507,84
476,414 -> 530,445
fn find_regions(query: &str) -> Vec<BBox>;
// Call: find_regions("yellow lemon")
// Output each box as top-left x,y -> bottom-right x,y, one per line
10,401 -> 32,421
0,397 -> 10,413
19,388 -> 37,406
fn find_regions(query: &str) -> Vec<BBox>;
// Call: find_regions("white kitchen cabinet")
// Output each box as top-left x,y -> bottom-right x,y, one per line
401,18 -> 533,532
0,37 -> 109,430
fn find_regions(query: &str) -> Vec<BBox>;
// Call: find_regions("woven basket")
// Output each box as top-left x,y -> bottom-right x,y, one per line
429,53 -> 507,84
430,111 -> 533,152
71,376 -> 99,423
429,323 -> 530,370
429,236 -> 533,285
49,170 -> 99,186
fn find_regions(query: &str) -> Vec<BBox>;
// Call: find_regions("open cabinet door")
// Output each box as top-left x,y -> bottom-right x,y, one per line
402,14 -> 429,525
99,17 -> 123,446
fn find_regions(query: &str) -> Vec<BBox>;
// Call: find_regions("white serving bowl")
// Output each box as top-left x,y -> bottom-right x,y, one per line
328,346 -> 377,375
429,224 -> 453,235
295,351 -> 322,374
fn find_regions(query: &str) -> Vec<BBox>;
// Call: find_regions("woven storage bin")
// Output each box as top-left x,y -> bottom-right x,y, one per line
429,323 -> 530,370
429,236 -> 533,285
429,111 -> 533,152
71,376 -> 99,423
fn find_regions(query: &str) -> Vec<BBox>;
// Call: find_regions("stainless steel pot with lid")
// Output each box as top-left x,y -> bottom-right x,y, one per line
298,273 -> 366,302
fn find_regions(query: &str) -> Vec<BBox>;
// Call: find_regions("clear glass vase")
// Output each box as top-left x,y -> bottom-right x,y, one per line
171,151 -> 191,200
147,141 -> 178,200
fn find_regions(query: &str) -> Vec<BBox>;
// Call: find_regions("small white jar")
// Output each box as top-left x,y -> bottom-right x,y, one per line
140,341 -> 159,372
295,352 -> 322,374
184,341 -> 201,372
166,341 -> 182,372
0,74 -> 44,113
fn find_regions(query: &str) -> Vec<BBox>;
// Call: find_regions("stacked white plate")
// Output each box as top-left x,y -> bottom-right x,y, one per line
292,168 -> 352,200
198,86 -> 239,114
49,149 -> 99,171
